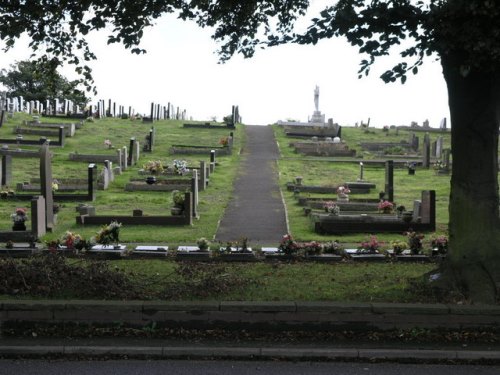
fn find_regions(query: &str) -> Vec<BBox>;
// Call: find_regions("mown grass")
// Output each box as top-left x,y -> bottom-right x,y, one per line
0,115 -> 453,303
274,124 -> 452,245
0,113 -> 243,245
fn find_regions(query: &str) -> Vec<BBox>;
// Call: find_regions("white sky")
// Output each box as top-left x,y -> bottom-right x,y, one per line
0,1 -> 450,127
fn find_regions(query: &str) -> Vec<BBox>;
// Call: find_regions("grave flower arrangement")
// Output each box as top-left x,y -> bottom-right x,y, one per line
405,230 -> 425,255
92,221 -> 122,247
301,241 -> 323,256
323,240 -> 344,255
61,231 -> 92,251
358,235 -> 382,254
173,159 -> 189,175
390,240 -> 408,255
219,136 -> 229,147
104,139 -> 113,149
0,188 -> 15,198
143,160 -> 164,175
196,237 -> 210,251
11,207 -> 28,231
431,235 -> 448,255
278,233 -> 299,255
52,179 -> 59,192
323,201 -> 340,215
336,185 -> 351,197
378,200 -> 394,214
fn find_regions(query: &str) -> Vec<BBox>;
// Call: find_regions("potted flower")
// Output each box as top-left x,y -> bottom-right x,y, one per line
11,207 -> 28,231
378,200 -> 394,214
323,201 -> 340,216
336,185 -> 351,202
323,241 -> 344,256
431,235 -> 448,256
405,230 -> 425,255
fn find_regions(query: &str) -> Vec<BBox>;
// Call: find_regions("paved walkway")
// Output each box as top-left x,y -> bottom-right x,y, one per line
215,125 -> 287,246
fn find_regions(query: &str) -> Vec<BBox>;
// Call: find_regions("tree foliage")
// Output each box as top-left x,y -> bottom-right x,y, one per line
0,59 -> 89,106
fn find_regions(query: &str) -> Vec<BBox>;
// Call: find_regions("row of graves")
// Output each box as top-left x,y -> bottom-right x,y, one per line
282,117 -> 452,174
0,105 -> 229,258
278,122 -> 448,262
182,105 -> 241,130
0,92 -> 188,123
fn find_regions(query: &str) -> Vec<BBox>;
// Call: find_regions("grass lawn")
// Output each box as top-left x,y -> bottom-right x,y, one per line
0,114 -> 464,303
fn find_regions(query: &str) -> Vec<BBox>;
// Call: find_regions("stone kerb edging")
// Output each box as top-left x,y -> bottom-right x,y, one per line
2,301 -> 500,332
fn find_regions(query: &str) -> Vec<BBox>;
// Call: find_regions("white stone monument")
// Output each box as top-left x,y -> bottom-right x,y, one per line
309,85 -> 325,124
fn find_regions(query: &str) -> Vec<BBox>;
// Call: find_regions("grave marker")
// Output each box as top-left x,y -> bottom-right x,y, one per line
385,160 -> 394,202
422,134 -> 431,168
39,143 -> 55,230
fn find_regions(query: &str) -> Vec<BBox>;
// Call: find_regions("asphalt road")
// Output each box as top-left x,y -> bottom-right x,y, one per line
0,360 -> 499,375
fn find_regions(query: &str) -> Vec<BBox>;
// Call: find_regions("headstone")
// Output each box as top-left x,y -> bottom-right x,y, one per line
122,146 -> 128,170
420,190 -> 436,227
128,137 -> 137,165
210,150 -> 216,173
88,163 -> 97,201
435,136 -> 443,159
439,117 -> 447,130
191,169 -> 198,218
199,160 -> 207,191
31,195 -> 47,238
104,160 -> 114,182
423,119 -> 430,128
412,200 -> 421,222
385,160 -> 394,202
39,143 -> 55,230
422,135 -> 431,168
358,162 -> 364,182
1,155 -> 12,186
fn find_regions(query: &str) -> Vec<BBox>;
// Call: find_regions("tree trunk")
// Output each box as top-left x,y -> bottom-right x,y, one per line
441,56 -> 500,303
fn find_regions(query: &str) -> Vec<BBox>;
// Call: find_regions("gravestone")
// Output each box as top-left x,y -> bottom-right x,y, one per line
87,163 -> 97,201
31,195 -> 47,238
39,143 -> 55,231
413,200 -> 421,222
385,160 -> 394,202
210,150 -> 216,173
422,135 -> 431,168
121,146 -> 128,170
1,154 -> 12,186
435,136 -> 443,158
439,117 -> 447,130
191,169 -> 199,218
199,160 -> 207,191
104,160 -> 114,182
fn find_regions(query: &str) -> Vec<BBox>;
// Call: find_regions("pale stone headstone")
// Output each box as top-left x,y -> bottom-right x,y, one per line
435,136 -> 443,158
199,160 -> 207,191
39,143 -> 55,230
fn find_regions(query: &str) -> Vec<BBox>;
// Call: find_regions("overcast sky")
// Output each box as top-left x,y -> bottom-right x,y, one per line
0,1 -> 450,127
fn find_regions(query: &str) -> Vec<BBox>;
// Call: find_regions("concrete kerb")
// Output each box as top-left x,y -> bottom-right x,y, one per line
0,345 -> 500,362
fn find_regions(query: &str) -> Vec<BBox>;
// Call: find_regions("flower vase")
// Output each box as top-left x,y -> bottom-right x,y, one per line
337,193 -> 349,203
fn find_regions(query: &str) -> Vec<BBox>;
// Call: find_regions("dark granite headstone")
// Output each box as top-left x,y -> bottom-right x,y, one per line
385,160 -> 394,202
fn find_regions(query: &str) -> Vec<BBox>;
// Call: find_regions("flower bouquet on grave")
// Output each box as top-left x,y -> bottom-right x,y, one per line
143,160 -> 164,175
378,200 -> 394,214
323,240 -> 344,256
405,230 -> 425,255
358,235 -> 383,254
219,136 -> 229,147
336,185 -> 351,202
431,235 -> 448,256
173,159 -> 189,175
92,221 -> 122,249
278,234 -> 299,256
196,237 -> 210,252
301,241 -> 323,256
11,207 -> 28,231
390,240 -> 408,255
323,201 -> 340,216
61,231 -> 93,251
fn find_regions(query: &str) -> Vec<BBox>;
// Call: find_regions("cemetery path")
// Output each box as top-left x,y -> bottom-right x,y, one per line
215,125 -> 288,246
